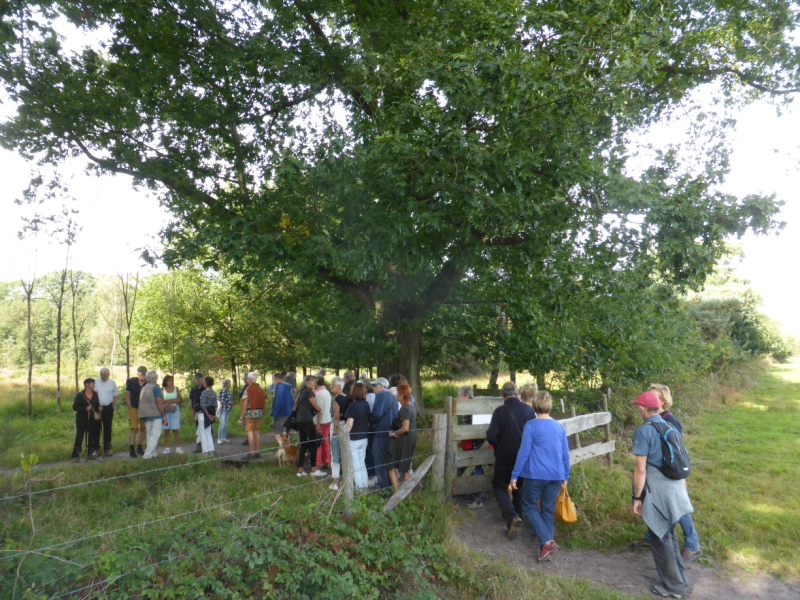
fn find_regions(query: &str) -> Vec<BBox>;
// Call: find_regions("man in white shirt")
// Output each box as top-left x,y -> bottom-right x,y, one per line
95,367 -> 120,457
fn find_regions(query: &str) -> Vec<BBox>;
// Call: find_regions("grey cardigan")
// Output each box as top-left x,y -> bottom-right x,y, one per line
642,465 -> 694,540
137,382 -> 163,420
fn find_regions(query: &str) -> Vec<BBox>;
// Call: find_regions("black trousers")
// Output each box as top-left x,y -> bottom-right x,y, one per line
99,405 -> 114,450
492,464 -> 524,522
73,413 -> 100,458
296,421 -> 319,469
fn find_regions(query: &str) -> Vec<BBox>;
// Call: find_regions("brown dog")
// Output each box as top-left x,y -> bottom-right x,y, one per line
276,433 -> 298,468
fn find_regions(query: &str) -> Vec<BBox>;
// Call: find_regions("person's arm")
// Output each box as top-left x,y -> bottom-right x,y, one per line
368,397 -> 382,424
332,401 -> 341,434
309,394 -> 321,413
632,455 -> 647,516
125,388 -> 132,410
346,417 -> 354,432
238,395 -> 249,424
485,409 -> 500,446
391,419 -> 410,437
510,422 -> 533,489
111,383 -> 119,408
154,391 -> 168,425
561,430 -> 571,482
175,388 -> 182,405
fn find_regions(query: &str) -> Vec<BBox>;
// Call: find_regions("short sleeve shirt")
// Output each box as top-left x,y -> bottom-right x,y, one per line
126,377 -> 143,409
632,415 -> 665,465
95,378 -> 119,406
345,400 -> 371,440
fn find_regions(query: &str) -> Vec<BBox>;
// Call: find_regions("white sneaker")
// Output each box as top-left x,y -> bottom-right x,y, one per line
329,483 -> 339,490
368,477 -> 377,486
297,472 -> 308,477
162,448 -> 171,455
311,470 -> 327,477
175,447 -> 184,454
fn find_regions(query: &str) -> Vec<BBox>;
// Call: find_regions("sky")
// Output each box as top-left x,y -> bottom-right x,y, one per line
1,92 -> 799,335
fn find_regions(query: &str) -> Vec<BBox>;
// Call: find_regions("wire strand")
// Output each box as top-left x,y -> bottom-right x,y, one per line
0,427 -> 445,501
1,449 -> 442,561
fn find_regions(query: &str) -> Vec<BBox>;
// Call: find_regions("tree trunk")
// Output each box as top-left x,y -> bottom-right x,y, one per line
536,373 -> 545,389
510,370 -> 516,384
397,326 -> 423,414
25,286 -> 33,418
230,356 -> 238,390
488,369 -> 499,391
55,300 -> 62,413
125,333 -> 131,381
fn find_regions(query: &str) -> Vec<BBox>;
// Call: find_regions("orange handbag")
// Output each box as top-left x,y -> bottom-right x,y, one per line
555,484 -> 578,523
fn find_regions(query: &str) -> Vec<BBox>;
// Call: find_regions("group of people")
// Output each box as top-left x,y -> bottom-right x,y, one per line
264,370 -> 418,492
468,380 -> 700,599
70,367 -> 420,493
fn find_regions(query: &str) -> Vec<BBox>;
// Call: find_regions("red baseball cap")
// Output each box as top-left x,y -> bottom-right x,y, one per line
633,392 -> 660,408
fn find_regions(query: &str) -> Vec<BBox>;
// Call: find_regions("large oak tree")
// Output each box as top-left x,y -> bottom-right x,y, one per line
1,0 -> 796,406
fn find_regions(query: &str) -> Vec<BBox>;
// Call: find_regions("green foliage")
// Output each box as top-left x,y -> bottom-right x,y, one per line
0,0 -> 792,396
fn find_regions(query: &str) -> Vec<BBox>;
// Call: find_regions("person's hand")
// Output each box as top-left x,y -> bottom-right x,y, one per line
632,499 -> 642,517
163,417 -> 168,426
509,479 -> 518,491
99,406 -> 103,411
86,405 -> 92,412
562,481 -> 567,489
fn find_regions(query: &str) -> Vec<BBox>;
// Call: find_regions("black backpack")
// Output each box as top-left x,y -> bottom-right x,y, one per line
648,420 -> 691,480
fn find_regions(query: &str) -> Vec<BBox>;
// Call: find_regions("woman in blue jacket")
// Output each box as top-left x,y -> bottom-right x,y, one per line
510,391 -> 570,562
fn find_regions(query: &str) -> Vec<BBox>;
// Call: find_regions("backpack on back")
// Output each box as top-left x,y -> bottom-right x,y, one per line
648,421 -> 691,480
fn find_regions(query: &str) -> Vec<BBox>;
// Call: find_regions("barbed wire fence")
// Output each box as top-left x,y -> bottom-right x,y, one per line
1,421 -> 448,600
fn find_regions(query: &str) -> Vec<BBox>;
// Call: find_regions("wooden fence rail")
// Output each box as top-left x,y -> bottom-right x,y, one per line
442,394 -> 616,499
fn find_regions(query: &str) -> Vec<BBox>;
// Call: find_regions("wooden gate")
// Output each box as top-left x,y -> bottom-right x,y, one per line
443,395 -> 616,499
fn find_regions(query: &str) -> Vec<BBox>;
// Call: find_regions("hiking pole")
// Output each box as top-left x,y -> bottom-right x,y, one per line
84,412 -> 90,463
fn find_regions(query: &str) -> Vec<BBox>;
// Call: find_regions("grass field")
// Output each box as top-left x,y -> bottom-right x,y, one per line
1,359 -> 798,598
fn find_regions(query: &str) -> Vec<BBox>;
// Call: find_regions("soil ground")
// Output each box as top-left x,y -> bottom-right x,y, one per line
455,493 -> 800,600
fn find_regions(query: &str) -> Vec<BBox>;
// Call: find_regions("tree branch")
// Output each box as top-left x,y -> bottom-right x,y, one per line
470,228 -> 529,246
658,65 -> 800,95
291,0 -> 375,118
317,267 -> 376,310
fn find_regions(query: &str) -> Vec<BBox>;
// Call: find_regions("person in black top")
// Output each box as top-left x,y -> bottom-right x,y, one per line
237,373 -> 252,446
125,366 -> 148,457
295,375 -> 323,476
342,371 -> 355,396
189,372 -> 206,453
486,382 -> 536,538
72,378 -> 100,461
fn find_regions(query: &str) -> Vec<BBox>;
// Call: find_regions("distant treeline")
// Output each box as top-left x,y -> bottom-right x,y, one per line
0,261 -> 793,393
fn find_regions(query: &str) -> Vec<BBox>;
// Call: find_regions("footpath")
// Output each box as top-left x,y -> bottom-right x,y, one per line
457,359 -> 800,600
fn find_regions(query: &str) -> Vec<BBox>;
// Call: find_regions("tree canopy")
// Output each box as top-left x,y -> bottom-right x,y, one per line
2,0 -> 797,404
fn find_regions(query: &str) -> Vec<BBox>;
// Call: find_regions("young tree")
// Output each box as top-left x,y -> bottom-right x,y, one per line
68,270 -> 92,393
20,270 -> 36,418
1,0 -> 794,406
116,272 -> 139,381
39,254 -> 70,412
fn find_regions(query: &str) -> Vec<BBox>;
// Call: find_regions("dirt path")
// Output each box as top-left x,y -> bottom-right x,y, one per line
455,493 -> 800,600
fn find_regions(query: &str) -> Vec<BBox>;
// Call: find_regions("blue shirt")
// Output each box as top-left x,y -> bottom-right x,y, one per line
369,390 -> 398,437
271,382 -> 294,418
511,418 -> 570,481
633,415 -> 666,465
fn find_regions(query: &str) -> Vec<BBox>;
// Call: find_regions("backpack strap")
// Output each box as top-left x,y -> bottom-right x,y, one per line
506,406 -> 524,438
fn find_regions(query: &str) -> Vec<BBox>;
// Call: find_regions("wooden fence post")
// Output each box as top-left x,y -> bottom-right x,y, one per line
602,393 -> 613,467
431,413 -> 447,501
338,422 -> 354,518
444,396 -> 455,500
569,406 -> 581,449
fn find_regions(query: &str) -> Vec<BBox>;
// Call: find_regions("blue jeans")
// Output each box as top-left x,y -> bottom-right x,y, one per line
644,514 -> 700,551
520,478 -> 563,547
458,465 -> 484,500
372,434 -> 391,489
217,409 -> 231,441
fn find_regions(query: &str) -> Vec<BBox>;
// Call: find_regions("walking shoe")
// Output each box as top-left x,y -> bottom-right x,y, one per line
129,448 -> 138,458
650,584 -> 684,598
466,499 -> 483,509
538,541 -> 559,561
104,450 -> 113,458
88,451 -> 98,460
506,516 -> 522,539
162,447 -> 171,455
329,483 -> 339,490
174,447 -> 184,454
193,444 -> 202,454
631,540 -> 652,550
72,457 -> 80,463
311,470 -> 327,477
681,549 -> 703,562
242,440 -> 249,445
297,471 -> 308,477
137,446 -> 144,456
